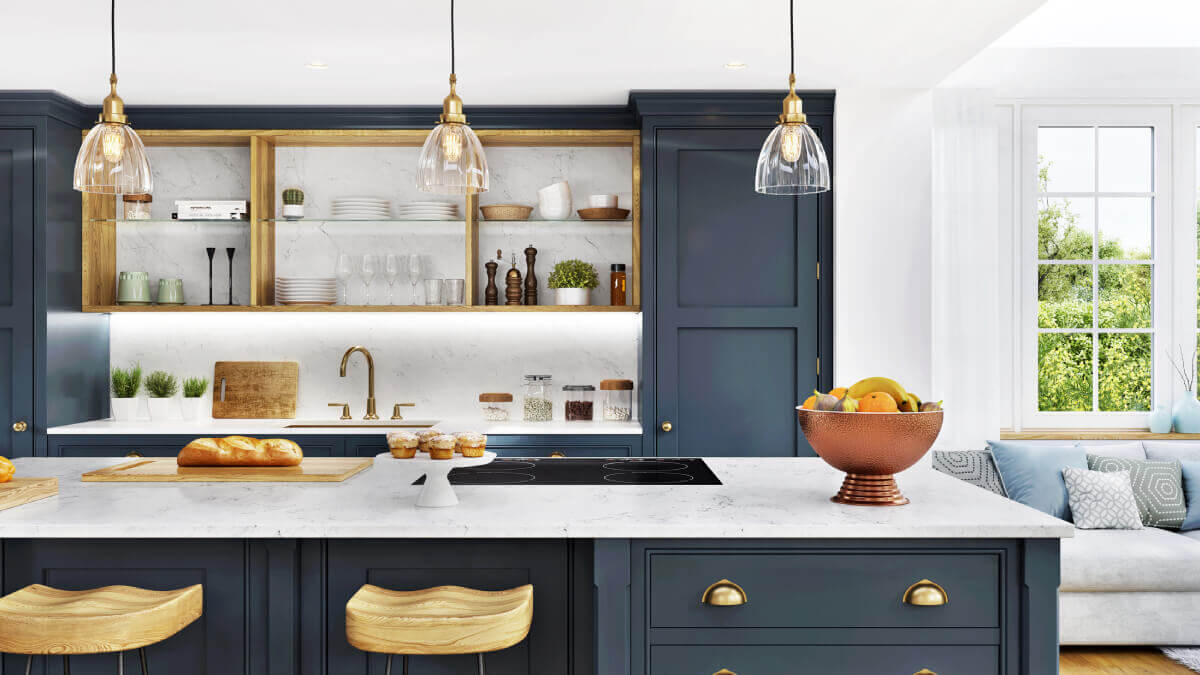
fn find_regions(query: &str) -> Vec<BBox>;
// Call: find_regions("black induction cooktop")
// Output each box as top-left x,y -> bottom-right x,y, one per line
413,457 -> 722,486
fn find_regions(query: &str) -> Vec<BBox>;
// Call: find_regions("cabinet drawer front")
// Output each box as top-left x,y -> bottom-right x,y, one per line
495,445 -> 631,458
650,551 -> 999,629
650,644 -> 998,675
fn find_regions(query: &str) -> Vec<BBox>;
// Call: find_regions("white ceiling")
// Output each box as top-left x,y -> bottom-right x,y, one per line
1,0 -> 1045,106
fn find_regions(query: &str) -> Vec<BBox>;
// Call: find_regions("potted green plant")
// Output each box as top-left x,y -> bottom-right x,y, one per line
547,259 -> 599,306
144,370 -> 178,421
110,363 -> 142,422
282,187 -> 305,220
181,376 -> 210,420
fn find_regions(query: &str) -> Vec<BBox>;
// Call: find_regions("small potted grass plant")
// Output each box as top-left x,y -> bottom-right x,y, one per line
144,370 -> 178,421
181,376 -> 210,420
548,259 -> 599,306
110,363 -> 142,421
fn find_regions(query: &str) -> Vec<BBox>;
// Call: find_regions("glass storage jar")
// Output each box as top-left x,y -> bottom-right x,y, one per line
600,379 -> 634,421
479,392 -> 514,421
123,193 -> 152,220
563,385 -> 596,421
522,375 -> 554,422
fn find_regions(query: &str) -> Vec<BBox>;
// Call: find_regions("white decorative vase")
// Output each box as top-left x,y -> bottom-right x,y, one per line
537,181 -> 572,220
111,397 -> 138,422
555,287 -> 591,306
182,397 -> 207,421
282,204 -> 304,220
147,397 -> 174,421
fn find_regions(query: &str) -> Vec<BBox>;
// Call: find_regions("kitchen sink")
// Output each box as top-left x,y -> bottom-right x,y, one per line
284,419 -> 439,429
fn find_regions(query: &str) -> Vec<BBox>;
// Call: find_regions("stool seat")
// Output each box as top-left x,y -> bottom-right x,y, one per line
0,584 -> 203,655
346,584 -> 533,655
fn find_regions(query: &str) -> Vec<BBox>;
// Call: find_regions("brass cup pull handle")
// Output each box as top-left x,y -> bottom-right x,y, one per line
661,421 -> 672,432
549,451 -> 566,458
701,579 -> 748,606
903,579 -> 949,606
713,670 -> 738,675
125,451 -> 143,458
12,421 -> 27,432
914,670 -> 937,675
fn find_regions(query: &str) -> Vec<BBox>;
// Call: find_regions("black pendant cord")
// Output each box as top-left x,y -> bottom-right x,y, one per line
788,0 -> 794,75
449,0 -> 455,76
110,0 -> 116,75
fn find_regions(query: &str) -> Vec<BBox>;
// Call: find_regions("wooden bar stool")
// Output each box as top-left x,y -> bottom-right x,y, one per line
0,584 -> 202,673
346,584 -> 533,675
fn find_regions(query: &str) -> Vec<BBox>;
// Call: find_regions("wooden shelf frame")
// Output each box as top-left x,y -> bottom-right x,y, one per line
81,128 -> 641,313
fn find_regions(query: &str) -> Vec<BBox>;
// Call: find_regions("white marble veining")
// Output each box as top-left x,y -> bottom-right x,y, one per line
0,458 -> 1073,539
47,419 -> 643,436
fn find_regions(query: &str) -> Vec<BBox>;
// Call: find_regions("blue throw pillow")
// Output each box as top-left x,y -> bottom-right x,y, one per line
987,441 -> 1087,521
1182,460 -> 1200,531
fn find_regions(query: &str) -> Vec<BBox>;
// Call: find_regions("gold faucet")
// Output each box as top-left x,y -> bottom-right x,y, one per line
339,345 -> 378,420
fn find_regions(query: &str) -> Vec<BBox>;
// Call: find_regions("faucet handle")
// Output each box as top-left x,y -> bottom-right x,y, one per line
391,403 -> 416,420
328,402 -> 351,420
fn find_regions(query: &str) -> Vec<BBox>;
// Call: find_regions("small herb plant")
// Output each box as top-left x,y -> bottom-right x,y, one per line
144,371 -> 178,399
110,363 -> 143,399
182,376 -> 209,399
547,259 -> 599,289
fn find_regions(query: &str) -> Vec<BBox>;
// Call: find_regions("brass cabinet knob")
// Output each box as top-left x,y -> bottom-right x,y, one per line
328,403 -> 351,420
903,579 -> 949,606
11,421 -> 27,432
549,451 -> 566,458
660,421 -> 672,432
701,579 -> 748,606
914,670 -> 937,675
713,670 -> 738,675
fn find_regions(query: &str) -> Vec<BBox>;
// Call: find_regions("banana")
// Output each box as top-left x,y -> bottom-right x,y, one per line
846,377 -> 908,405
899,392 -> 921,413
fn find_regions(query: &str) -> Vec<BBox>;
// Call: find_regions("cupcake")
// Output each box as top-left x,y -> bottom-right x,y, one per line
456,432 -> 487,458
417,429 -> 442,453
386,431 -> 419,459
429,434 -> 457,460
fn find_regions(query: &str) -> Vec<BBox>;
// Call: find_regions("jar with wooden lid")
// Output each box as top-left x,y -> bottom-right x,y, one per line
600,379 -> 634,421
479,393 -> 514,421
123,193 -> 152,220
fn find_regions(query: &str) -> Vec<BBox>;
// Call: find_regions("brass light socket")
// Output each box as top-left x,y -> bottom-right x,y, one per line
438,73 -> 468,125
777,73 -> 806,125
100,73 -> 128,125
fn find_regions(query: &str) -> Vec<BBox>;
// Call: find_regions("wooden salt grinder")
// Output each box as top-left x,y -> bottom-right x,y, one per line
505,254 -> 523,305
524,244 -> 538,306
484,249 -> 500,305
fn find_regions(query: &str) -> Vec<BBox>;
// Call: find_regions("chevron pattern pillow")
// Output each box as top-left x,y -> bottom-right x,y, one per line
1062,467 -> 1142,530
932,450 -> 1007,497
1087,454 -> 1186,529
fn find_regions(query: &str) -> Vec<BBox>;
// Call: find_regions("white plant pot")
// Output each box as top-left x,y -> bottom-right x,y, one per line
282,204 -> 304,220
147,397 -> 175,421
111,397 -> 138,422
182,397 -> 207,421
537,181 -> 572,220
555,287 -> 591,306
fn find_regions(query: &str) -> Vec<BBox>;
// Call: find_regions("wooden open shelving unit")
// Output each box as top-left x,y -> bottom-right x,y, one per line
81,128 -> 641,313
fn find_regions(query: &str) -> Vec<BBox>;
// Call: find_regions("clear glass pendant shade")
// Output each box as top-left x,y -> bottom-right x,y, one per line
754,122 -> 830,195
416,122 -> 489,195
73,121 -> 152,195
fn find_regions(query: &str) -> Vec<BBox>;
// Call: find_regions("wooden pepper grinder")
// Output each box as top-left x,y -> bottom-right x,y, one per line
505,253 -> 523,305
524,244 -> 538,306
484,249 -> 500,305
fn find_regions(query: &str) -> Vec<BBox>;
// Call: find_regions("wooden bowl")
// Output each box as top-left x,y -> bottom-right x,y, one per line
795,408 -> 944,506
577,207 -> 630,220
480,204 -> 534,221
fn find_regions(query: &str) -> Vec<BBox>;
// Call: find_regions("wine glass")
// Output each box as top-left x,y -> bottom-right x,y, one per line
335,253 -> 354,305
407,254 -> 423,305
360,254 -> 378,305
384,254 -> 401,305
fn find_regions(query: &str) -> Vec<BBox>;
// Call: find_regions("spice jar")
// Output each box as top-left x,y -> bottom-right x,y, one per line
610,264 -> 627,306
479,393 -> 514,421
123,194 -> 152,220
600,379 -> 634,421
522,375 -> 554,422
563,385 -> 596,421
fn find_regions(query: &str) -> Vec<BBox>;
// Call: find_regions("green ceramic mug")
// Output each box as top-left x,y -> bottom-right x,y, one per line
116,271 -> 151,305
157,278 -> 184,305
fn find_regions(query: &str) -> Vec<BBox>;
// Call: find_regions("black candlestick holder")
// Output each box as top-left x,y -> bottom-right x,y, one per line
204,247 -> 216,305
226,247 -> 236,305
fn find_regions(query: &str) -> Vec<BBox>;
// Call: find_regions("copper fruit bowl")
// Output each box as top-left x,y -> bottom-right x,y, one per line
796,408 -> 944,506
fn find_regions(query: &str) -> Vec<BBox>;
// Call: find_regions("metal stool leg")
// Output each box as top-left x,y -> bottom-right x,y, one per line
64,655 -> 71,675
23,655 -> 31,675
385,654 -> 391,675
478,652 -> 485,675
118,650 -> 124,675
403,655 -> 409,675
139,648 -> 148,675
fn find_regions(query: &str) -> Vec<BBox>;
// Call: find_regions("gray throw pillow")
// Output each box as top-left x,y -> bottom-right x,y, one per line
932,450 -> 1007,496
1087,454 -> 1186,529
1062,467 -> 1142,530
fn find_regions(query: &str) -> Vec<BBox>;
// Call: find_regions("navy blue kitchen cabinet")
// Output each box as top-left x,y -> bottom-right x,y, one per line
0,128 -> 35,458
341,434 -> 642,459
46,434 -> 341,458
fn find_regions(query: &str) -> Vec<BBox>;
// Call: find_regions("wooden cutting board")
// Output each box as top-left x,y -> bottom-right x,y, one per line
81,458 -> 371,483
0,478 -> 58,511
211,361 -> 298,419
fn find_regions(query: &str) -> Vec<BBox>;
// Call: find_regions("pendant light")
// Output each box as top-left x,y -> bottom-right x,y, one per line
417,0 -> 489,195
754,0 -> 829,196
73,0 -> 152,195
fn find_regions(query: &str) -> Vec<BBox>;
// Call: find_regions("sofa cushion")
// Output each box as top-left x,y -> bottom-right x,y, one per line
1142,441 -> 1200,462
1063,468 -> 1142,530
1076,441 -> 1146,461
1087,455 -> 1186,529
988,441 -> 1086,520
1061,527 -> 1200,592
1182,460 -> 1200,531
931,450 -> 1006,496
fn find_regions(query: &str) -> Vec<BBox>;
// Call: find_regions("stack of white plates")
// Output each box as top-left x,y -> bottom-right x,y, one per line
395,201 -> 459,220
331,197 -> 391,220
276,277 -> 338,305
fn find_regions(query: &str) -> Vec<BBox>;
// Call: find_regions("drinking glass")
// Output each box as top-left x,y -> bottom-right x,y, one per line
360,254 -> 378,305
335,253 -> 354,305
384,254 -> 401,305
443,278 -> 465,306
407,254 -> 423,305
424,279 -> 444,306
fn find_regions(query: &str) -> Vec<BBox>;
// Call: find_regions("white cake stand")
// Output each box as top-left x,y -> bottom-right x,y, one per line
375,451 -> 496,508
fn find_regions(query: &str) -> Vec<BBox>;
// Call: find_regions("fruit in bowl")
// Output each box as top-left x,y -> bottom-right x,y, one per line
797,377 -> 944,506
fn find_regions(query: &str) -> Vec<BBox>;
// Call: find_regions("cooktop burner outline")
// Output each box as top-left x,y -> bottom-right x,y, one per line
602,460 -> 689,472
603,472 -> 695,484
445,471 -> 536,485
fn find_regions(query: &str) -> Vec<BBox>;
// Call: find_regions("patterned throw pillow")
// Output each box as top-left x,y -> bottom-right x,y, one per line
1062,467 -> 1142,530
932,450 -> 1007,496
1087,455 -> 1186,529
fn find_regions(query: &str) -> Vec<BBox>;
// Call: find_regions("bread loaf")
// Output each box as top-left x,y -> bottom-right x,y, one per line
177,436 -> 303,467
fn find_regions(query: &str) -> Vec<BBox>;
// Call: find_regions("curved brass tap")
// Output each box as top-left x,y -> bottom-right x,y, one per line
339,346 -> 378,420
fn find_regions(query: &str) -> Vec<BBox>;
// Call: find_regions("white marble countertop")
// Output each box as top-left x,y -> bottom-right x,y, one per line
45,419 -> 643,436
0,457 -> 1073,539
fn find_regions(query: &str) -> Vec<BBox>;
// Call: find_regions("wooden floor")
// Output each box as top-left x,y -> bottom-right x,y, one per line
1060,648 -> 1195,674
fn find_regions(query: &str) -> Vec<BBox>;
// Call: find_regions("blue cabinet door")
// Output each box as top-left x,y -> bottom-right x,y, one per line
0,130 -> 34,458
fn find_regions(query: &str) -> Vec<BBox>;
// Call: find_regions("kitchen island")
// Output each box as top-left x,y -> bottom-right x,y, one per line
0,456 -> 1070,675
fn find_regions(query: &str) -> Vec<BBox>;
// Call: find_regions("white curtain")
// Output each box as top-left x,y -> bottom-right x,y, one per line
930,89 -> 1002,449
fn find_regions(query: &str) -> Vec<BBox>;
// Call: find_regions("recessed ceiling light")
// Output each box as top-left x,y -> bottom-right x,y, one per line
305,61 -> 329,70
724,61 -> 748,71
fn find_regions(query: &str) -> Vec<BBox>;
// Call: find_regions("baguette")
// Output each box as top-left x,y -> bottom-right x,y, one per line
177,436 -> 303,467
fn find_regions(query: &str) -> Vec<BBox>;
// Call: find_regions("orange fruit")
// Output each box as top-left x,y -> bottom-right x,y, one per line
801,394 -> 817,410
829,387 -> 848,399
859,392 -> 899,413
0,456 -> 14,483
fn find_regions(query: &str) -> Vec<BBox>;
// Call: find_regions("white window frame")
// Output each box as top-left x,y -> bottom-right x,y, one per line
1019,105 -> 1173,428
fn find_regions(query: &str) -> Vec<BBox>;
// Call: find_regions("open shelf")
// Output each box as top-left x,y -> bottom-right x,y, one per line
91,219 -> 251,224
83,304 -> 640,313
